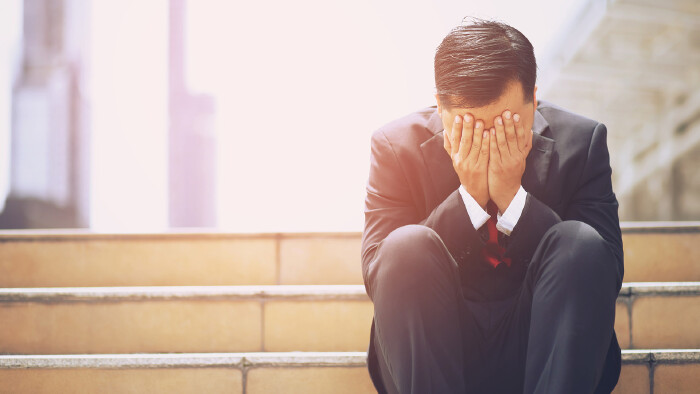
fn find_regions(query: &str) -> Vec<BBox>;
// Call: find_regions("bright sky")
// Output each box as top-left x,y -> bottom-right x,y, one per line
89,0 -> 169,231
184,0 -> 584,232
82,0 -> 583,232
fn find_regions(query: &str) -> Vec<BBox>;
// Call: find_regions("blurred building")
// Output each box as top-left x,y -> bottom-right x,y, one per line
539,0 -> 700,221
0,0 -> 87,228
0,0 -> 698,229
169,0 -> 217,228
0,0 -> 217,229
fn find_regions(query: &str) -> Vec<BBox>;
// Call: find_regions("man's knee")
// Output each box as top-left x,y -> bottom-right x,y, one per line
545,220 -> 604,249
538,221 -> 616,284
374,224 -> 455,291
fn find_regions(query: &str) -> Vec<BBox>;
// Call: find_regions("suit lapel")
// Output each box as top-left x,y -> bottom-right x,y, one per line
419,109 -> 459,209
522,110 -> 555,198
420,130 -> 459,209
420,107 -> 555,207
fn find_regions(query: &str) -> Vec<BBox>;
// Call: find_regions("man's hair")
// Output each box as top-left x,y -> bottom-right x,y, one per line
434,17 -> 537,109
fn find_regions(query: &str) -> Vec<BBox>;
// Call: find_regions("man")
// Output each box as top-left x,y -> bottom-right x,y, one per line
361,18 -> 624,393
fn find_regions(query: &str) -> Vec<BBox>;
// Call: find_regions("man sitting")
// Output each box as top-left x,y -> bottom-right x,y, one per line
361,18 -> 623,394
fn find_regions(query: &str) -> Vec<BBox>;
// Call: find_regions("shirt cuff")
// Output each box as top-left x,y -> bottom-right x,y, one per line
458,185 -> 490,230
496,185 -> 527,236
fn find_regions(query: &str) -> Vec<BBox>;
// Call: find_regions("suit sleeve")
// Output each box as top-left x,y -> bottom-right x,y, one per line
361,130 -> 485,295
506,123 -> 624,290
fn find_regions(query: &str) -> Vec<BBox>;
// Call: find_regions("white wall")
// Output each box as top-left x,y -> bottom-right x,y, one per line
89,0 -> 169,231
186,0 -> 582,232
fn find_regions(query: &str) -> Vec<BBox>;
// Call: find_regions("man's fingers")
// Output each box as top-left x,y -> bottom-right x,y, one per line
467,120 -> 484,162
514,113 -> 527,152
477,128 -> 490,166
451,115 -> 462,157
458,114 -> 474,160
495,114 -> 509,156
443,128 -> 451,152
501,110 -> 516,155
489,126 -> 500,164
493,115 -> 509,155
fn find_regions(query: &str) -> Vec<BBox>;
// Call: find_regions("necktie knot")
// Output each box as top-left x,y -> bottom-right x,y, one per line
481,200 -> 512,268
486,200 -> 499,216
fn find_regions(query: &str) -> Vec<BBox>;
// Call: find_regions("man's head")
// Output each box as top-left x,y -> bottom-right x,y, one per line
434,18 -> 538,133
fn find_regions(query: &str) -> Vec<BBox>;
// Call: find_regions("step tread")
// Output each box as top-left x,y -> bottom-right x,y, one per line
0,352 -> 368,369
619,221 -> 700,233
2,282 -> 700,302
0,222 -> 697,239
2,223 -> 698,289
0,285 -> 369,302
1,350 -> 698,369
620,282 -> 700,296
0,230 -> 362,240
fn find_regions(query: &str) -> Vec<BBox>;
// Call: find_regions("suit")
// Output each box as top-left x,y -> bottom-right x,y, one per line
361,100 -> 624,393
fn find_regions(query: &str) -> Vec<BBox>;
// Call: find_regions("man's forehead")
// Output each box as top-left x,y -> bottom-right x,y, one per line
449,100 -> 528,125
445,81 -> 528,121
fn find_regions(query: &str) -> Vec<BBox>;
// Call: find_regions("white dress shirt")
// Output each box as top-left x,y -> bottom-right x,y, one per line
458,184 -> 527,235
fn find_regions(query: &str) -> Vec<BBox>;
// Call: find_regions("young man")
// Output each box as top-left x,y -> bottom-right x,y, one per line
361,18 -> 624,393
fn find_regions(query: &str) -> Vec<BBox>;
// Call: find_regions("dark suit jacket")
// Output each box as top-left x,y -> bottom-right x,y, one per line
361,100 -> 624,392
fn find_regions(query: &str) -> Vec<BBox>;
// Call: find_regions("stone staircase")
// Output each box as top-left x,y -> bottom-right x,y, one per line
0,223 -> 698,393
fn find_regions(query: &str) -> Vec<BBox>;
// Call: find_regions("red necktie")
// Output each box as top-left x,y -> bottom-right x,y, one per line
481,200 -> 512,268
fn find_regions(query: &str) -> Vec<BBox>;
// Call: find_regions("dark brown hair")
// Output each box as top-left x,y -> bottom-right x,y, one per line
434,17 -> 537,109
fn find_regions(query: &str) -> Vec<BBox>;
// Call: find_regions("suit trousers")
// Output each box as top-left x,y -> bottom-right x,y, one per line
368,221 -> 621,394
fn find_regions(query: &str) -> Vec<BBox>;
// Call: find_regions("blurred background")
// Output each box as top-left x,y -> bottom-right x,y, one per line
0,0 -> 698,232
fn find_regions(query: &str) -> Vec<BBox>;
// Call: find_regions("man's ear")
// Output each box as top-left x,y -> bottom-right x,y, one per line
533,85 -> 538,108
434,94 -> 442,117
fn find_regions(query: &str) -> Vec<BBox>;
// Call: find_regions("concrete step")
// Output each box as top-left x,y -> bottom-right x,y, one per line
0,350 -> 698,394
0,352 -> 372,394
1,283 -> 698,354
0,222 -> 698,287
0,230 -> 363,287
0,285 -> 373,354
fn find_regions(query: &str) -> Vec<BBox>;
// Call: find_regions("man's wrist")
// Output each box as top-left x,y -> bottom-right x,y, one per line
458,185 -> 491,230
462,184 -> 488,210
494,188 -> 519,213
496,186 -> 527,235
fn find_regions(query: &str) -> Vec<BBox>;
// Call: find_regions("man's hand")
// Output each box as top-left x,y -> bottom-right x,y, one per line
488,110 -> 533,212
444,114 -> 490,209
